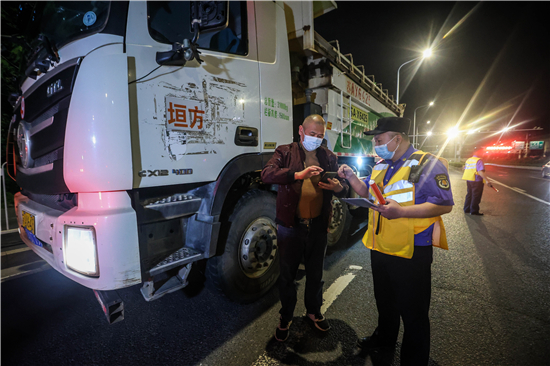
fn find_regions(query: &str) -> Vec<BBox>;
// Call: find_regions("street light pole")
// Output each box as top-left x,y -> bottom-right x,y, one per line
396,49 -> 432,105
396,58 -> 418,105
413,101 -> 433,147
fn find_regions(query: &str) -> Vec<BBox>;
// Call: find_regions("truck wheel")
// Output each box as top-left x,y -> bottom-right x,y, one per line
206,190 -> 279,303
327,197 -> 351,247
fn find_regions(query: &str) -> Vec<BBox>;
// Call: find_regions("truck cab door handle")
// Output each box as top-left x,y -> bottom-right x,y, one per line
234,126 -> 258,146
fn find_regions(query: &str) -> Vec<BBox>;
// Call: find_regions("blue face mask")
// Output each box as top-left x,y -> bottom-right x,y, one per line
302,135 -> 323,151
374,135 -> 400,160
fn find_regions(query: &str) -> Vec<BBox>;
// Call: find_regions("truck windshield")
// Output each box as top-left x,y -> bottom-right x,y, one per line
40,1 -> 110,49
24,1 -> 110,69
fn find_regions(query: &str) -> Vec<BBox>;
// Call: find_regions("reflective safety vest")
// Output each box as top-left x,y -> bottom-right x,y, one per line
362,151 -> 449,259
462,157 -> 486,183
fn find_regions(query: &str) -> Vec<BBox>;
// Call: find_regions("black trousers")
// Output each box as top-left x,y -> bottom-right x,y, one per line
277,216 -> 327,322
464,180 -> 484,214
371,246 -> 433,366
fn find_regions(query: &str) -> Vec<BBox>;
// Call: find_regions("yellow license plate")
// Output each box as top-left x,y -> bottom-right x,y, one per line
22,210 -> 36,235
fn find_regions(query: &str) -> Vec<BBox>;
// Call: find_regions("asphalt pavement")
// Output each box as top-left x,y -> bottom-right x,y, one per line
1,165 -> 549,366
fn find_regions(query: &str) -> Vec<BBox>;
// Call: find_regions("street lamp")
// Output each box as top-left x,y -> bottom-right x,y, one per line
415,120 -> 432,145
413,101 -> 434,147
396,48 -> 432,105
419,130 -> 433,150
447,127 -> 460,138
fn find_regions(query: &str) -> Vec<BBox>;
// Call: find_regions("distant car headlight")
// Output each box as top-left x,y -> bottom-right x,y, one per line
65,226 -> 99,277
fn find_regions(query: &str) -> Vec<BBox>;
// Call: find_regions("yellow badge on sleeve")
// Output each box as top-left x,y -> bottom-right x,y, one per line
435,174 -> 450,190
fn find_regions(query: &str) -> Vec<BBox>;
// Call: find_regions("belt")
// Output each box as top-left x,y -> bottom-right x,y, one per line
297,216 -> 321,226
297,218 -> 313,225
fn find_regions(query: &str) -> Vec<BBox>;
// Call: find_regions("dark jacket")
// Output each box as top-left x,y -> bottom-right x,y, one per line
261,142 -> 349,228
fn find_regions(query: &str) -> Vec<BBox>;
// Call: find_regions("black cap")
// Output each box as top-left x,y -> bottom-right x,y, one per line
363,117 -> 411,135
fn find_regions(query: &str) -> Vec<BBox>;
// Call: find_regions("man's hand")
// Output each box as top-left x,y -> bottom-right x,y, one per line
318,178 -> 343,192
371,198 -> 403,219
338,164 -> 354,180
295,166 -> 323,180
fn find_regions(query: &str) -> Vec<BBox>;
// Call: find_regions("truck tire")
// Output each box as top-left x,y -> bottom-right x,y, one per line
327,197 -> 351,247
206,189 -> 279,303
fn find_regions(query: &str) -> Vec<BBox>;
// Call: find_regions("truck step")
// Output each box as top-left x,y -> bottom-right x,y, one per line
142,194 -> 202,223
149,247 -> 203,277
141,258 -> 195,302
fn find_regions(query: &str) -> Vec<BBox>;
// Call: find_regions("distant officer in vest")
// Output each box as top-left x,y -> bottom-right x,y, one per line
338,117 -> 454,366
462,154 -> 493,215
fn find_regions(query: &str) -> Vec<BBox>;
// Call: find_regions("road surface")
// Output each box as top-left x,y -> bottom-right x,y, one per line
2,166 -> 549,366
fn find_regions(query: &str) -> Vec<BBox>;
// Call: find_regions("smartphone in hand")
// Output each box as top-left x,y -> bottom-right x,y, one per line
321,172 -> 338,183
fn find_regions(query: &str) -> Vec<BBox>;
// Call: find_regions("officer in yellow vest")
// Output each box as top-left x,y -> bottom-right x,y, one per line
462,154 -> 493,215
338,117 -> 454,366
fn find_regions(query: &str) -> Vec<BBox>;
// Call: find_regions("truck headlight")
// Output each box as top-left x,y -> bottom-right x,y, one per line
65,226 -> 99,277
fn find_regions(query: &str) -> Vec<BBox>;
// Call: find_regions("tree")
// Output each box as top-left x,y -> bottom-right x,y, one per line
1,2 -> 42,208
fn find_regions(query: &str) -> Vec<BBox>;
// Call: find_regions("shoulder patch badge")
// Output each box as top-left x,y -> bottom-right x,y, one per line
435,174 -> 450,190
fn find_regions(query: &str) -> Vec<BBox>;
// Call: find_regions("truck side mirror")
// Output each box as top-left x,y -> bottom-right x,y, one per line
190,1 -> 229,33
156,1 -> 229,66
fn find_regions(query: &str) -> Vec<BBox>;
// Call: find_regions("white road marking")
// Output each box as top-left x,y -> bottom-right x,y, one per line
320,271 -> 360,314
1,246 -> 31,256
1,260 -> 51,282
490,179 -> 550,206
252,265 -> 363,366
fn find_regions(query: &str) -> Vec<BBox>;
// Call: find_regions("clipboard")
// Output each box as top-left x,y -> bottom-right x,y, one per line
341,198 -> 379,209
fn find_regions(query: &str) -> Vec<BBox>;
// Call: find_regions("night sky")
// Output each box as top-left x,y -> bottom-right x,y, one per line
314,1 -> 550,146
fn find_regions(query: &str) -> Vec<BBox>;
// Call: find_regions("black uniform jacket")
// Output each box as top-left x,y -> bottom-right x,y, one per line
261,142 -> 349,228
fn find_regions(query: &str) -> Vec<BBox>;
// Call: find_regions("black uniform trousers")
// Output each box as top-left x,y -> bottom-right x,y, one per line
371,245 -> 433,366
277,216 -> 327,322
463,180 -> 484,214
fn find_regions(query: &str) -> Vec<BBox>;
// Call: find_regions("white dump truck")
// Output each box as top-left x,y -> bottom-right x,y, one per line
6,1 -> 403,323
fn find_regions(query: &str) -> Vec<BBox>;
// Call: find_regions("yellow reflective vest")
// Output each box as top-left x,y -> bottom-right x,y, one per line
362,151 -> 449,259
462,157 -> 486,183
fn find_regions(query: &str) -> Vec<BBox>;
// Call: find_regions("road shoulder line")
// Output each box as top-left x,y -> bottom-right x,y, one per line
490,178 -> 550,206
485,163 -> 541,171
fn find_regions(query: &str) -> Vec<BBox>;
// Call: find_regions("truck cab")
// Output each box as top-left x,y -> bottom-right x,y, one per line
6,1 -> 402,323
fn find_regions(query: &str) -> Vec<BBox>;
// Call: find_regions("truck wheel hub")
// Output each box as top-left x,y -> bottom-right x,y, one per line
240,217 -> 277,278
328,198 -> 343,234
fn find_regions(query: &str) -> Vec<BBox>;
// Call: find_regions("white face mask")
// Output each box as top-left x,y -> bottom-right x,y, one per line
302,135 -> 323,151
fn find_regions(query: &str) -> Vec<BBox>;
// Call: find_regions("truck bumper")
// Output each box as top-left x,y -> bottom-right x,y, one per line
14,191 -> 141,290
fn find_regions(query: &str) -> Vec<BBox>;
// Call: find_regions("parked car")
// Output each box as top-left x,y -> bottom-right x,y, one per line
542,161 -> 550,178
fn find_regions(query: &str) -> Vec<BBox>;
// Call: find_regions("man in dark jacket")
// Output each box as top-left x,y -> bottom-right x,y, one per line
261,114 -> 349,342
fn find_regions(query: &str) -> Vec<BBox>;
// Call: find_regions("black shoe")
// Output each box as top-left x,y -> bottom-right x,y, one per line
357,336 -> 395,353
470,212 -> 484,216
275,317 -> 292,342
464,210 -> 470,214
306,313 -> 330,331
